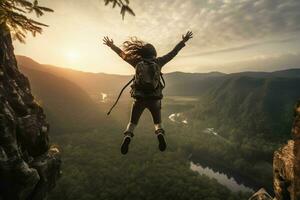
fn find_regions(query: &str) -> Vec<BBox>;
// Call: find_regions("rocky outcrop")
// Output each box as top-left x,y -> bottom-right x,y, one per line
0,24 -> 61,199
248,188 -> 273,200
250,101 -> 300,200
273,100 -> 300,200
273,140 -> 294,200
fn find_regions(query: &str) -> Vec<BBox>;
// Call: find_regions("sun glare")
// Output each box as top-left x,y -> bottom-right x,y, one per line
66,51 -> 80,62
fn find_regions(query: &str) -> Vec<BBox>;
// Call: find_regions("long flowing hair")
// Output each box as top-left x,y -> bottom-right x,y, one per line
122,37 -> 157,60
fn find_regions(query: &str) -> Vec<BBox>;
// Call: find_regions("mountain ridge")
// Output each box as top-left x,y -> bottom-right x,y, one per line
19,62 -> 105,133
17,55 -> 300,77
16,55 -> 300,98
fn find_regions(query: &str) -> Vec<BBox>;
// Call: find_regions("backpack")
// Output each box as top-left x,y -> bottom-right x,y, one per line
107,60 -> 165,115
133,60 -> 161,91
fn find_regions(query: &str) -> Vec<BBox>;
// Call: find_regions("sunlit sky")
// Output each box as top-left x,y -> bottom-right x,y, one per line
14,0 -> 300,75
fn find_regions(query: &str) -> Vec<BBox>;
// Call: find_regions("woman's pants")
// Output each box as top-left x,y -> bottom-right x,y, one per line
124,99 -> 163,135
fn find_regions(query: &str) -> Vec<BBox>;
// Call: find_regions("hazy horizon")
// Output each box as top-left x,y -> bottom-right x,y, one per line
14,0 -> 300,75
18,54 -> 300,76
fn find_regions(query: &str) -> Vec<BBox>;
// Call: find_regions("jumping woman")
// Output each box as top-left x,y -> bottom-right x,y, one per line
103,31 -> 193,154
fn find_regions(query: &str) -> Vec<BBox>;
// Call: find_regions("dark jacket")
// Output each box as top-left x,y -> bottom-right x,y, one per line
110,40 -> 186,99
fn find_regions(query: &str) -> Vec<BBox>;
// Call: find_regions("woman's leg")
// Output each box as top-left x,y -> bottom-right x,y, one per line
121,100 -> 146,154
124,100 -> 145,136
147,100 -> 166,151
147,100 -> 163,132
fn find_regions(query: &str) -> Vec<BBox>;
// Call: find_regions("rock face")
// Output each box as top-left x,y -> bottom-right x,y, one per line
273,140 -> 294,200
250,101 -> 300,200
273,100 -> 300,200
0,25 -> 61,199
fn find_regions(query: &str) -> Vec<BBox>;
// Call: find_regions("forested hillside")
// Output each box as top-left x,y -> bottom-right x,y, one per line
194,76 -> 300,140
20,66 -> 105,133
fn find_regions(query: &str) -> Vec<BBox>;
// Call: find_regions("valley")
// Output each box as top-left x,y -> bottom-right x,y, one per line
17,56 -> 300,199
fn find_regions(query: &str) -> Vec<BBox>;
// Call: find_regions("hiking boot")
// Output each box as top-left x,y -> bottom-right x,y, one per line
121,132 -> 133,155
155,129 -> 166,152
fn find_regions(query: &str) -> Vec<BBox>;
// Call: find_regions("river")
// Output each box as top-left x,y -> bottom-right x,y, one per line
167,112 -> 258,193
190,161 -> 254,193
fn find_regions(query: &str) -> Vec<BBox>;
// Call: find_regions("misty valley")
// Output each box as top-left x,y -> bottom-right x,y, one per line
16,56 -> 300,200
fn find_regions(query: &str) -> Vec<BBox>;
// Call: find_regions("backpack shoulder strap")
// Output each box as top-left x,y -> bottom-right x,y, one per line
107,77 -> 134,115
160,73 -> 166,88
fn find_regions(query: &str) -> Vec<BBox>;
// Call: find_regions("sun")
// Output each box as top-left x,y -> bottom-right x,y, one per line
66,50 -> 80,62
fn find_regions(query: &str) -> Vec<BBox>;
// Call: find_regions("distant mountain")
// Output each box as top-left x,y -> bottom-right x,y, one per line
163,71 -> 225,96
20,66 -> 105,133
17,56 -> 300,98
194,76 -> 300,139
16,56 -> 226,97
227,69 -> 300,78
17,56 -> 131,97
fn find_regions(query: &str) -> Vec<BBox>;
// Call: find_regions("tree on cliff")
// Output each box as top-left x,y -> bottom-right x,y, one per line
0,0 -> 134,42
0,0 -> 53,42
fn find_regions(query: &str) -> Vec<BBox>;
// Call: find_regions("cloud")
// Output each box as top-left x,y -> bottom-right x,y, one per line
128,0 -> 300,52
167,52 -> 300,73
13,0 -> 300,74
180,37 -> 297,57
221,52 -> 300,72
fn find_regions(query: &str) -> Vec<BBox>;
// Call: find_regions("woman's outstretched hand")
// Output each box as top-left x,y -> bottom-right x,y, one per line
103,36 -> 114,47
182,31 -> 193,43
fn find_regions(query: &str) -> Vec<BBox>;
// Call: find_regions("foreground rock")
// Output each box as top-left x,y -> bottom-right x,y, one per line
273,101 -> 300,200
250,101 -> 300,200
248,188 -> 273,200
0,25 -> 61,199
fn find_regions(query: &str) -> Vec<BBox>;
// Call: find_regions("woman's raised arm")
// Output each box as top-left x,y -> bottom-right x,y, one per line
102,36 -> 136,67
157,31 -> 193,68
